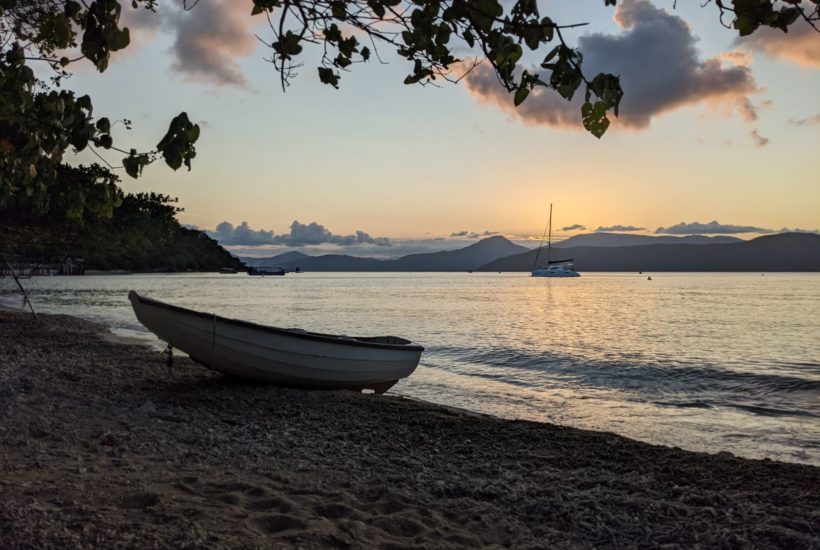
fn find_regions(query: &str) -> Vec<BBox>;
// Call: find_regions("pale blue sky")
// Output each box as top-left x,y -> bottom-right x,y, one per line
65,0 -> 820,255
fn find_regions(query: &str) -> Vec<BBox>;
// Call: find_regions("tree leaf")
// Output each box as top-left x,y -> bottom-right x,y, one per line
514,87 -> 529,106
318,67 -> 340,88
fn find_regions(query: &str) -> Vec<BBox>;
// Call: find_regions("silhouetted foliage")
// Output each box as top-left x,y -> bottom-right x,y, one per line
0,168 -> 243,271
1,0 -> 817,219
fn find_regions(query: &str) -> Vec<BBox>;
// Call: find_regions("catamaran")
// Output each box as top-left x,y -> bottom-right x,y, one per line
531,204 -> 580,277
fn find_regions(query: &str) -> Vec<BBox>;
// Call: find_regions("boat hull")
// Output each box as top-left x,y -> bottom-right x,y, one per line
128,292 -> 423,393
532,271 -> 581,277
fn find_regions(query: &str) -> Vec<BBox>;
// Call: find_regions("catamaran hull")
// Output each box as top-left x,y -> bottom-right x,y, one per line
128,292 -> 423,393
531,270 -> 580,277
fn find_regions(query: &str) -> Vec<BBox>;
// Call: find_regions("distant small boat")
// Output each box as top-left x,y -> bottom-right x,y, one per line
532,204 -> 580,278
128,291 -> 423,393
248,266 -> 285,276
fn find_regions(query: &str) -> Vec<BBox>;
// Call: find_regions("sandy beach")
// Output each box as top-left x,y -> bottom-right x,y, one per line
1,310 -> 817,549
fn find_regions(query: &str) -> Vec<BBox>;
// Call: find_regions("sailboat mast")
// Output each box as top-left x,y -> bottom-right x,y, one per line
547,203 -> 553,264
532,203 -> 551,269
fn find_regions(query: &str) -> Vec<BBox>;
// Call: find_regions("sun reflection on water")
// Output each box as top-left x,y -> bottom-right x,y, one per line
2,271 -> 818,465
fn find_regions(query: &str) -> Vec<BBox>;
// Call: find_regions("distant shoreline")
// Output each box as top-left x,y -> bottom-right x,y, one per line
10,269 -> 820,277
1,310 -> 818,547
240,233 -> 820,272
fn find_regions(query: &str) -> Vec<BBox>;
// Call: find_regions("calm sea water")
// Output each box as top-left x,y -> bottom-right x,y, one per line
2,272 -> 818,465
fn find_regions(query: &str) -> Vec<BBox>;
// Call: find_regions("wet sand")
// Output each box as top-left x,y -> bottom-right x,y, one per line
1,310 -> 818,548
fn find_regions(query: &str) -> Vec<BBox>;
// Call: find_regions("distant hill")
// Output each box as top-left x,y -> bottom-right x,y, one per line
280,254 -> 385,271
553,233 -> 744,248
253,236 -> 529,272
479,233 -> 820,272
240,251 -> 311,267
389,236 -> 528,271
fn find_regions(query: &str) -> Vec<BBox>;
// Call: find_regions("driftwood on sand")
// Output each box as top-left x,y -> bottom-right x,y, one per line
0,310 -> 817,548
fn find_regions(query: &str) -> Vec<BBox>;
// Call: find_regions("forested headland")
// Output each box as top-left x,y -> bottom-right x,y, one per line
0,165 -> 243,273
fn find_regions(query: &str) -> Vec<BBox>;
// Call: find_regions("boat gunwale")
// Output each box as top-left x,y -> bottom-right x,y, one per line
128,291 -> 424,352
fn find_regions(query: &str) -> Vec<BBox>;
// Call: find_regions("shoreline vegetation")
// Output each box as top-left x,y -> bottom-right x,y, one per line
1,191 -> 244,274
1,311 -> 818,547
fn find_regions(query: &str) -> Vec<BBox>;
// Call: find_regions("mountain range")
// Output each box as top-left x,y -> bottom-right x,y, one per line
553,233 -> 743,248
240,236 -> 527,272
481,233 -> 820,272
242,251 -> 310,267
237,233 -> 820,272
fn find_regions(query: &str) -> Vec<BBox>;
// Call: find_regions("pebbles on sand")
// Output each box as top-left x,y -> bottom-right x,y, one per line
0,311 -> 818,548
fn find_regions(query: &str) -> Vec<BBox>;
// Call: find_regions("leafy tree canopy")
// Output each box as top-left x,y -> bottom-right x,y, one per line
1,168 -> 245,272
1,0 -> 817,221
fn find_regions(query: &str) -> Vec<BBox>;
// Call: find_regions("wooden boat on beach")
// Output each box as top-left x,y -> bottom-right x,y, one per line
128,291 -> 423,393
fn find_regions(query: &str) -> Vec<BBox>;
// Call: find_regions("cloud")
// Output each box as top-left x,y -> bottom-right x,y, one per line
737,23 -> 820,69
750,129 -> 769,147
214,221 -> 275,245
210,220 -> 391,247
119,0 -> 258,87
450,230 -> 499,238
119,3 -> 163,46
655,221 -> 775,235
716,49 -> 754,68
788,114 -> 820,126
277,221 -> 391,247
562,224 -> 587,231
596,225 -> 645,232
464,0 -> 759,130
